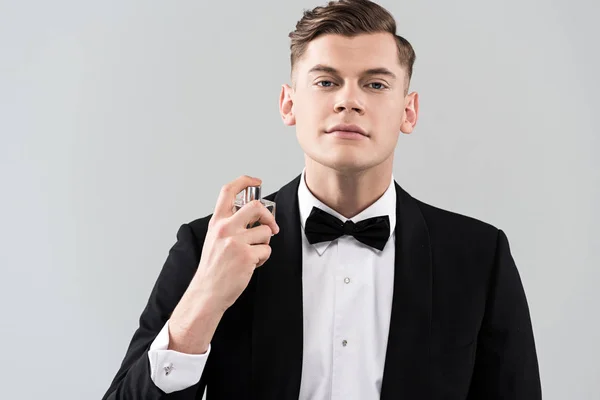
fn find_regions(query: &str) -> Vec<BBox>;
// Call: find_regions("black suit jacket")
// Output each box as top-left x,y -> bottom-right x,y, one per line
103,174 -> 541,399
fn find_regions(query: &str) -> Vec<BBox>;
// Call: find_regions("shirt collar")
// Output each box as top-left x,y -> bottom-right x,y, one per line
297,167 -> 397,255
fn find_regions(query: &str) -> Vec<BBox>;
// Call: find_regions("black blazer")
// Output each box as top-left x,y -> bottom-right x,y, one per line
103,174 -> 541,399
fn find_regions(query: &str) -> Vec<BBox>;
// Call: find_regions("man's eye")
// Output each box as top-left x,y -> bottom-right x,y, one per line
316,81 -> 335,87
368,82 -> 387,90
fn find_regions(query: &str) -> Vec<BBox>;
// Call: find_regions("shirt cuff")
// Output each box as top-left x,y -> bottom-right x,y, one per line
147,319 -> 211,394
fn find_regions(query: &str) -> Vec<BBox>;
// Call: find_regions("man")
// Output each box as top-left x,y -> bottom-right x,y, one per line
102,0 -> 541,398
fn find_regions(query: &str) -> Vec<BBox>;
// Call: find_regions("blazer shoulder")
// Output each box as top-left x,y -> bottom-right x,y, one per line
413,197 -> 500,250
409,198 -> 509,275
179,213 -> 212,246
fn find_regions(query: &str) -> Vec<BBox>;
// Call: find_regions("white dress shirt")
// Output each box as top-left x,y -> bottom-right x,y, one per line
148,169 -> 397,399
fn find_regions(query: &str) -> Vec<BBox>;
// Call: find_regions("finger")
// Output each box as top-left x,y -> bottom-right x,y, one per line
250,244 -> 272,268
239,224 -> 273,245
230,199 -> 279,234
213,175 -> 262,219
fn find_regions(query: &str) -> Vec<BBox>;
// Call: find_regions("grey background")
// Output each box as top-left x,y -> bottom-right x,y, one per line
1,0 -> 598,398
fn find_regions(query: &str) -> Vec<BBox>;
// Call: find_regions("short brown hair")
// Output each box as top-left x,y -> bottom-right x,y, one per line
289,0 -> 416,92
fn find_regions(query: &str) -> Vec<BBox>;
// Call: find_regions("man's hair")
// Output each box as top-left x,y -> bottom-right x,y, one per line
289,0 -> 416,93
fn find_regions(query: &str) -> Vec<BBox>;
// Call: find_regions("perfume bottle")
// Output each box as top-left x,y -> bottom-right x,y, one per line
233,185 -> 276,228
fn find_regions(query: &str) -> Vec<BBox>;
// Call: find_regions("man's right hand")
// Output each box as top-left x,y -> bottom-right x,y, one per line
167,175 -> 279,354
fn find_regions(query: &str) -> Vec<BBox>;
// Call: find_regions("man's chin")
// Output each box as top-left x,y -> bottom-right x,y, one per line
310,155 -> 377,174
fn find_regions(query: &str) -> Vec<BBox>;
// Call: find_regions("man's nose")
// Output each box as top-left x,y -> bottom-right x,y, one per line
334,87 -> 365,115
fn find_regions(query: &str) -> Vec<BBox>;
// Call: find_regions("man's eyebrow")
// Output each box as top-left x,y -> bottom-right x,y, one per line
307,64 -> 397,79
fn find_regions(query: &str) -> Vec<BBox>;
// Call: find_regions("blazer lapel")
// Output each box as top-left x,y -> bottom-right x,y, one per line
251,174 -> 304,400
380,182 -> 433,399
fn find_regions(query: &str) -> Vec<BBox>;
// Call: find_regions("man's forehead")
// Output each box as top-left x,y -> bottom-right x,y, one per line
299,33 -> 402,74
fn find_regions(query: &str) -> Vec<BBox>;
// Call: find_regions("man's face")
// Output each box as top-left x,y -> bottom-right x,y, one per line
280,32 -> 418,174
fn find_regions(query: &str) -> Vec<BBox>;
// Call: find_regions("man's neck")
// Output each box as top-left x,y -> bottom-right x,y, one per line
303,157 -> 393,219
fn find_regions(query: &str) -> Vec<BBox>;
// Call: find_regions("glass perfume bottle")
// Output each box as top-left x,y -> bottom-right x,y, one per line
233,185 -> 276,228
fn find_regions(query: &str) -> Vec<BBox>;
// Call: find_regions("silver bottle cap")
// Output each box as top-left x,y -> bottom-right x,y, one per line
243,186 -> 261,203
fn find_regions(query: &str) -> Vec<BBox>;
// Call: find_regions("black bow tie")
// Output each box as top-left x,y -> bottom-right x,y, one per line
304,206 -> 391,251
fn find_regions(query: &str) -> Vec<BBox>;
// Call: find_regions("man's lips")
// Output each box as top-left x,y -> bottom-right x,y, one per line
325,124 -> 368,137
326,130 -> 368,140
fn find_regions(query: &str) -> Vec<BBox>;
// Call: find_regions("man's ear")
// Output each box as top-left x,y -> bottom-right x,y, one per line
279,84 -> 296,126
400,91 -> 419,134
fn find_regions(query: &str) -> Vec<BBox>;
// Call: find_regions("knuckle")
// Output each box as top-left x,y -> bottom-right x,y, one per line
223,236 -> 236,249
221,183 -> 233,194
264,246 -> 272,259
214,221 -> 228,237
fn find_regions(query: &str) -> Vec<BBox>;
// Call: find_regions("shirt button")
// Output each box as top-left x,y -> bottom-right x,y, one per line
342,340 -> 348,347
344,277 -> 351,284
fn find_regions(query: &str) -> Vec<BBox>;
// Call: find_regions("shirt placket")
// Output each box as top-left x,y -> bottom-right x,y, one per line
330,237 -> 356,400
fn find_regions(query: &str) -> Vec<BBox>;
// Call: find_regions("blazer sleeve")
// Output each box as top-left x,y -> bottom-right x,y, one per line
102,222 -> 209,400
467,229 -> 542,399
